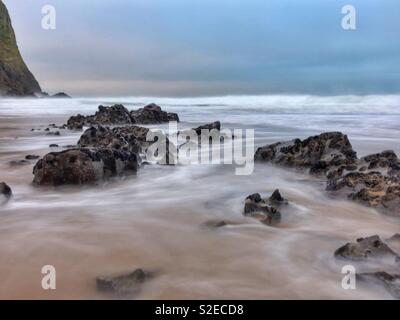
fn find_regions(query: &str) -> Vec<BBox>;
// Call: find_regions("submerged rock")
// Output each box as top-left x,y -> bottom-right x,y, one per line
25,154 -> 40,160
334,235 -> 399,262
9,159 -> 30,166
67,103 -> 179,130
357,272 -> 400,299
96,268 -> 149,295
33,148 -> 138,186
243,190 -> 288,226
0,182 -> 12,199
50,92 -> 71,98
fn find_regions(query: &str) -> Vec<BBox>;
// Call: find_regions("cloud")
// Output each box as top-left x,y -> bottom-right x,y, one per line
4,0 -> 400,96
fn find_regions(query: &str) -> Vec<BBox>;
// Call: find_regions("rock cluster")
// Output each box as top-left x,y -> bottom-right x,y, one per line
334,234 -> 400,299
255,132 -> 400,215
243,189 -> 288,226
67,103 -> 179,130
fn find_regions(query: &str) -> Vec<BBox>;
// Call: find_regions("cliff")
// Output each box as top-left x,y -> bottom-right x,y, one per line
0,0 -> 41,96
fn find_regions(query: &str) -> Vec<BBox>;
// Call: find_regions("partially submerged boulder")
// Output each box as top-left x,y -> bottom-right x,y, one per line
192,121 -> 221,135
67,103 -> 179,130
0,182 -> 12,200
243,189 -> 287,226
96,268 -> 149,295
334,235 -> 399,262
255,132 -> 357,178
326,151 -> 400,215
357,272 -> 400,299
130,103 -> 179,124
33,148 -> 138,186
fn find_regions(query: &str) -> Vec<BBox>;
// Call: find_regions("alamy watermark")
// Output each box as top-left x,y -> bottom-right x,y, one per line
145,122 -> 255,176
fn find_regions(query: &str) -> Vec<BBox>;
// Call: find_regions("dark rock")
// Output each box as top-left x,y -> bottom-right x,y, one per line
357,272 -> 400,299
25,155 -> 40,160
326,151 -> 400,215
51,92 -> 71,98
0,182 -> 12,198
46,131 -> 60,136
67,103 -> 179,130
244,190 -> 288,226
33,148 -> 139,186
130,103 -> 180,124
255,132 -> 357,178
334,235 -> 399,262
49,144 -> 59,148
9,159 -> 30,166
192,121 -> 221,135
78,125 -> 177,165
96,268 -> 149,295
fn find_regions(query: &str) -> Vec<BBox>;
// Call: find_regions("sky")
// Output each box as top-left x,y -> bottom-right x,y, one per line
3,0 -> 400,97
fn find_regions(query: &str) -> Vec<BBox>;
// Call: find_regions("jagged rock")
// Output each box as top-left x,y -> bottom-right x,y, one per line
67,103 -> 179,130
357,272 -> 400,299
243,190 -> 288,226
0,181 -> 12,199
130,103 -> 179,124
78,125 -> 177,165
192,121 -> 221,135
334,235 -> 399,262
96,268 -> 149,295
32,148 -> 138,186
0,1 -> 42,96
327,151 -> 400,215
255,132 -> 357,178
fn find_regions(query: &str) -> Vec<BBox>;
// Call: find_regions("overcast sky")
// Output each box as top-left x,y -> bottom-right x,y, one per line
4,0 -> 400,96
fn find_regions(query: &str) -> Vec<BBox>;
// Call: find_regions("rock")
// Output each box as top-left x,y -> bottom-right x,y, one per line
96,268 -> 149,295
0,1 -> 42,96
0,182 -> 12,198
51,92 -> 71,98
387,234 -> 400,243
25,155 -> 40,160
357,272 -> 400,299
67,103 -> 179,130
243,190 -> 288,226
326,151 -> 400,215
49,144 -> 59,148
255,132 -> 357,178
130,103 -> 179,124
9,159 -> 30,166
192,121 -> 221,135
78,125 -> 177,165
255,133 -> 400,215
334,235 -> 399,262
33,148 -> 139,186
202,220 -> 228,229
46,131 -> 60,136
